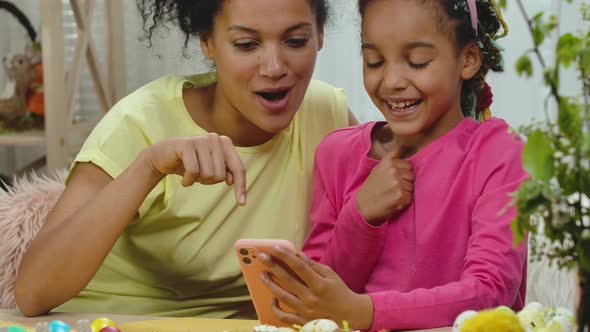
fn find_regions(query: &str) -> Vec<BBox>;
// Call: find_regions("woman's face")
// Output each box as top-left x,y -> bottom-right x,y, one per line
201,0 -> 324,135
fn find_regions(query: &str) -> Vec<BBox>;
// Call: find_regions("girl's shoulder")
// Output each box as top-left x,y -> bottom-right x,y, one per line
468,117 -> 524,151
466,117 -> 526,179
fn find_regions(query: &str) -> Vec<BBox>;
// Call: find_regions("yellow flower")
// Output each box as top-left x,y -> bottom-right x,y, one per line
460,309 -> 525,332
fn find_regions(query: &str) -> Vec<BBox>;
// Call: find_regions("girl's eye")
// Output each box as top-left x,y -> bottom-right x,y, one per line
286,38 -> 309,48
365,60 -> 384,68
234,42 -> 258,51
409,61 -> 431,69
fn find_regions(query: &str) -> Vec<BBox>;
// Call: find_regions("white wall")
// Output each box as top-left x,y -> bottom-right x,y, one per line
313,0 -> 578,127
0,0 -> 584,175
120,0 -> 577,127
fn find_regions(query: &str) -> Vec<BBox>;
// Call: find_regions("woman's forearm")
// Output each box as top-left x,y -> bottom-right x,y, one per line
15,150 -> 163,316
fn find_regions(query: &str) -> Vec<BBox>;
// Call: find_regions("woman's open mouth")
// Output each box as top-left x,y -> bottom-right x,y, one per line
256,89 -> 291,112
257,90 -> 289,101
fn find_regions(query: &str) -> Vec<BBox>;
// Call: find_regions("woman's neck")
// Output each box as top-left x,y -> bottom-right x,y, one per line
183,84 -> 275,147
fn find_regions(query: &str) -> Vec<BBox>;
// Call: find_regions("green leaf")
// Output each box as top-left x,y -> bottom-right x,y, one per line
580,47 -> 590,73
498,0 -> 506,9
523,130 -> 555,182
578,240 -> 590,271
533,26 -> 546,46
582,133 -> 590,156
546,15 -> 558,33
557,164 -> 578,195
511,217 -> 525,247
532,12 -> 546,46
543,67 -> 558,87
558,98 -> 583,145
516,55 -> 533,77
556,33 -> 581,68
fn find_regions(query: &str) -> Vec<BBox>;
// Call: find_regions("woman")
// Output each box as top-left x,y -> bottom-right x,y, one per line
15,0 -> 356,318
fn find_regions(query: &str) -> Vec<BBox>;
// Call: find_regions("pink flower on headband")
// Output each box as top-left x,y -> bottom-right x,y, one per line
477,82 -> 493,110
467,0 -> 478,35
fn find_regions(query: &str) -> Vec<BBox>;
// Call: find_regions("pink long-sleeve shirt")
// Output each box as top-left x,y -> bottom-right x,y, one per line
302,118 -> 528,331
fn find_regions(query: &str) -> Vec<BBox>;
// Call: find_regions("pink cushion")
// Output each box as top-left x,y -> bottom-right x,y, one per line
0,171 -> 65,309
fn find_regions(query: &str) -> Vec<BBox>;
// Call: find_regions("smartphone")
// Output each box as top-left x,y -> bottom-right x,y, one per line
235,239 -> 297,327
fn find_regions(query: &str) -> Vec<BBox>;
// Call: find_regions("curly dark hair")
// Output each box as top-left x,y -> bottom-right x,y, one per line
137,0 -> 330,53
358,0 -> 508,120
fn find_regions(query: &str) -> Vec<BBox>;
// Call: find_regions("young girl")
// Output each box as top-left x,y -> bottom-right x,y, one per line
259,0 -> 527,330
15,0 -> 356,318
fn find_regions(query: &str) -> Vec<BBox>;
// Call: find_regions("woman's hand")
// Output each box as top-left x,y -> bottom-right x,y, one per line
145,133 -> 247,204
259,247 -> 374,330
356,145 -> 414,225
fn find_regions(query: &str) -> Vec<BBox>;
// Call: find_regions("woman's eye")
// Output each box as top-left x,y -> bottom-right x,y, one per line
286,38 -> 309,48
409,61 -> 431,69
234,42 -> 258,51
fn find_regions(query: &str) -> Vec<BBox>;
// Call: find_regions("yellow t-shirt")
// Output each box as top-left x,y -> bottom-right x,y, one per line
56,73 -> 348,318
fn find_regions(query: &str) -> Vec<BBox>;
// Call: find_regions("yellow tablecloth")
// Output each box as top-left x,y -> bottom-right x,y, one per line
0,310 -> 259,332
0,309 -> 451,331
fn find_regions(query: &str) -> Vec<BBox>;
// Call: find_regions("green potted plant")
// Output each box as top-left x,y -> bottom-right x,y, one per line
507,0 -> 590,330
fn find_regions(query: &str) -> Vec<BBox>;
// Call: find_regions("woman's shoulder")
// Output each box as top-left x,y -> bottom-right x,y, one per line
292,80 -> 350,147
117,74 -> 187,109
299,80 -> 348,114
316,122 -> 375,160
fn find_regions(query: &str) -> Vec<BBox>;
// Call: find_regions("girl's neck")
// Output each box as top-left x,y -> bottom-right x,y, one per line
183,83 -> 275,147
371,108 -> 465,160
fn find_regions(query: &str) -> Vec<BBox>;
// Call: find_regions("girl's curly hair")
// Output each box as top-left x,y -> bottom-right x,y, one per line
137,0 -> 330,54
358,0 -> 508,120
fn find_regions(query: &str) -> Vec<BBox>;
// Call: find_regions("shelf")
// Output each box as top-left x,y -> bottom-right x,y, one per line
0,130 -> 45,146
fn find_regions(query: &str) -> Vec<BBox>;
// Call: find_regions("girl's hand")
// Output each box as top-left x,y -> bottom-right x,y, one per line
145,134 -> 247,205
356,145 -> 415,225
259,247 -> 374,330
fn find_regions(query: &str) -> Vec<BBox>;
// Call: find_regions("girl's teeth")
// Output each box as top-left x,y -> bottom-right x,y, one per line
388,100 -> 419,110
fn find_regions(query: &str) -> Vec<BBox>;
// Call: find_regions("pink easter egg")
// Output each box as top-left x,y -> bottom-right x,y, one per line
98,327 -> 120,332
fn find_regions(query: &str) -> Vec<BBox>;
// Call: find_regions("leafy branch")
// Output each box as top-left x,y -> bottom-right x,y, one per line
510,0 -> 590,273
515,0 -> 561,107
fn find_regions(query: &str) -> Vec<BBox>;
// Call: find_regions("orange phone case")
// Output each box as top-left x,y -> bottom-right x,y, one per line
235,239 -> 297,327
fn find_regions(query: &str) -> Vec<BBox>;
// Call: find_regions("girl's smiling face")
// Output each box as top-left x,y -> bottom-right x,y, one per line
361,0 -> 482,143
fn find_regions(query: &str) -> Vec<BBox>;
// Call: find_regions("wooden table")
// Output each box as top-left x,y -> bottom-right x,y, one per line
0,309 -> 452,331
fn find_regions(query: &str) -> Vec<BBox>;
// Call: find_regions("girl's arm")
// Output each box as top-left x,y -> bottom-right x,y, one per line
366,171 -> 528,331
302,164 -> 387,293
266,174 -> 526,331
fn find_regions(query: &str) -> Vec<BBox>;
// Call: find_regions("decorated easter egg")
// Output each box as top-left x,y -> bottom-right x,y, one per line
253,324 -> 279,332
35,322 -> 49,332
459,309 -> 524,332
98,327 -> 121,332
48,320 -> 71,332
517,302 -> 546,331
6,327 -> 27,332
89,318 -> 115,332
452,310 -> 478,332
75,319 -> 92,332
300,319 -> 340,332
496,306 -> 515,314
538,314 -> 574,332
